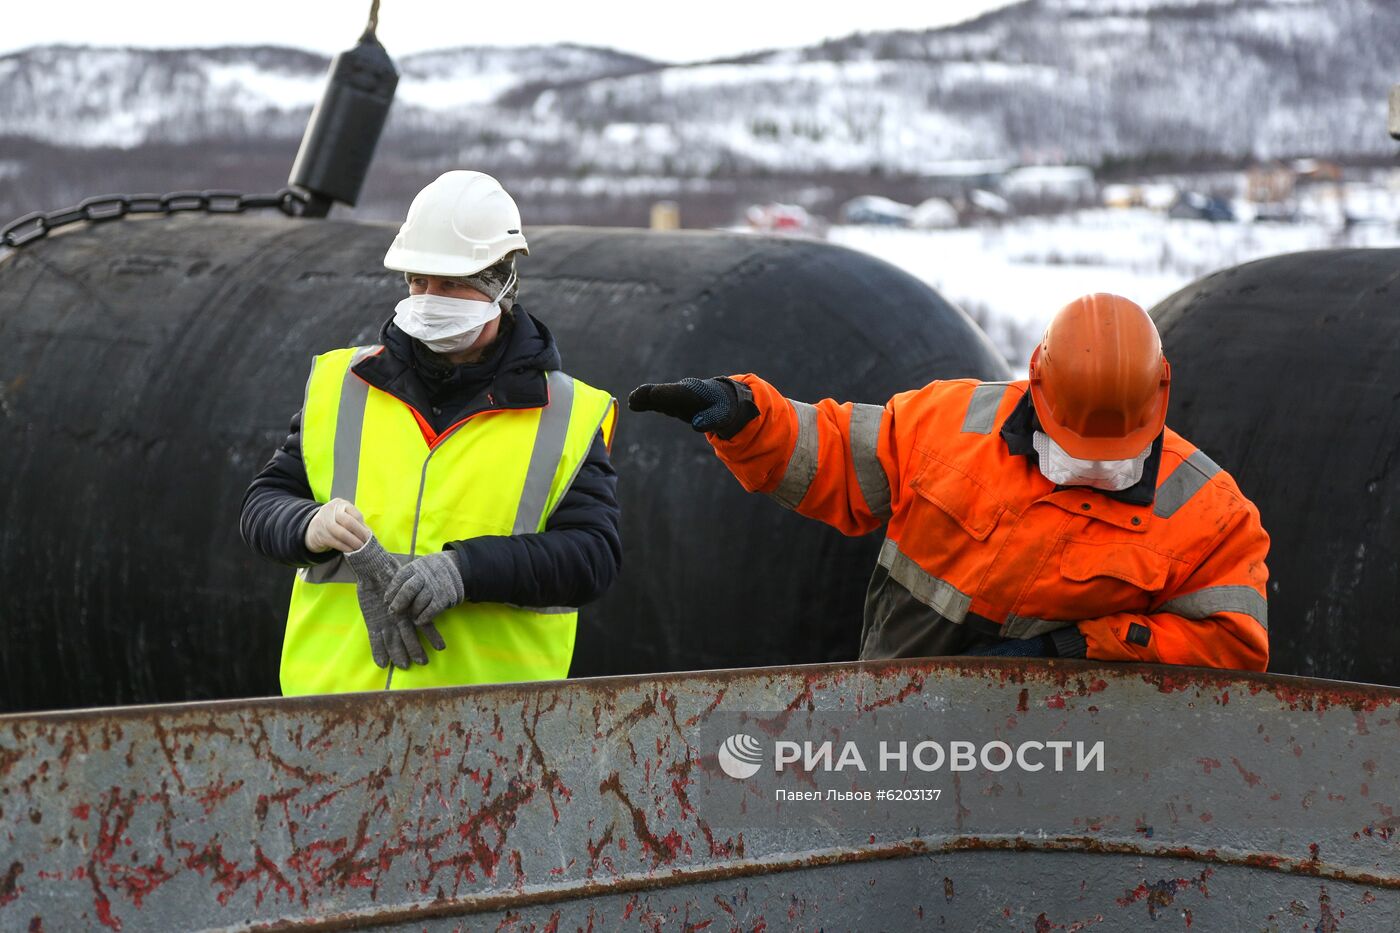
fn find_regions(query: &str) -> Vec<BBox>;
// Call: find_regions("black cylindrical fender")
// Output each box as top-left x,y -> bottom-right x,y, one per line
1152,248 -> 1400,685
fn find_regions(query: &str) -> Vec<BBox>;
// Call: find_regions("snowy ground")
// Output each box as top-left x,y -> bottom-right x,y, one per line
828,208 -> 1400,369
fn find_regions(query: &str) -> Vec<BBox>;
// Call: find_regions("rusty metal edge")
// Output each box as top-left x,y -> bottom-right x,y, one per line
4,657 -> 1397,725
219,834 -> 1400,932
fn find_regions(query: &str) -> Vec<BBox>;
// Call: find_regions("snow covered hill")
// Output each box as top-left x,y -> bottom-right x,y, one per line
0,43 -> 656,147
2,0 -> 1395,165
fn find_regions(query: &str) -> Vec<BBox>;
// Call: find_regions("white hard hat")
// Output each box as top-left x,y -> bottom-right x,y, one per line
383,171 -> 529,277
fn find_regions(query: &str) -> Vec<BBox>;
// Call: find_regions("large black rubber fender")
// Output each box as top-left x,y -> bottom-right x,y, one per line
0,215 -> 1009,711
1151,248 -> 1400,685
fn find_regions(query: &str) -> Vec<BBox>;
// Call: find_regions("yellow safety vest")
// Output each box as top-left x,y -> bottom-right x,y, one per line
280,345 -> 617,695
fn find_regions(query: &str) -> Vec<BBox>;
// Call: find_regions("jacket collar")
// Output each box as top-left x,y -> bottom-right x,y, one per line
352,304 -> 560,418
999,391 -> 1163,508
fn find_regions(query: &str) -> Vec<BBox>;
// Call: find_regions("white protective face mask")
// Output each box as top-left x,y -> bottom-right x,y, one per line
1033,431 -> 1152,491
393,271 -> 515,355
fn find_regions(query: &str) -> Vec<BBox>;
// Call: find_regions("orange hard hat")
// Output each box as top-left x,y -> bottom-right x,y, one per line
1028,293 -> 1170,460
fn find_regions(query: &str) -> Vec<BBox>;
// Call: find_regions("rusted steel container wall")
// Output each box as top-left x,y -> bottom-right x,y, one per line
1151,248 -> 1400,685
0,659 -> 1396,929
0,216 -> 1009,711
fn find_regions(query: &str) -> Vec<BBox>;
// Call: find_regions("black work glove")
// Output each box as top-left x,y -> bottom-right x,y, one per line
628,377 -> 759,440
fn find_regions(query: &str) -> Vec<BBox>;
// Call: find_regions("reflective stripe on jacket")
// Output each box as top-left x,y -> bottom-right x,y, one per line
709,375 -> 1270,671
281,345 -> 617,695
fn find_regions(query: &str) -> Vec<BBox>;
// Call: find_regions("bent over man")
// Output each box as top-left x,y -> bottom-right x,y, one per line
242,171 -> 620,695
630,293 -> 1268,670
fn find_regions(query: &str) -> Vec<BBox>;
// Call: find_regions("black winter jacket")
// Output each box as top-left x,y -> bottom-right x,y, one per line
240,307 -> 621,609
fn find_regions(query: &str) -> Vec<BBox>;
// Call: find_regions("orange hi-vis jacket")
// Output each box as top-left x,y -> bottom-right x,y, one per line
709,375 -> 1270,671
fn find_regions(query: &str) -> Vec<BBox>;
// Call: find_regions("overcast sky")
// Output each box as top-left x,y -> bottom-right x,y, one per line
4,1 -> 1018,62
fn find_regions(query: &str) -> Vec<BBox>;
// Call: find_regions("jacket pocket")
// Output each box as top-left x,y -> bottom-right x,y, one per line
1060,540 -> 1171,591
909,452 -> 1005,542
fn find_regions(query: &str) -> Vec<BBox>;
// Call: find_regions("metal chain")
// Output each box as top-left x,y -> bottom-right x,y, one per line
0,187 -> 312,251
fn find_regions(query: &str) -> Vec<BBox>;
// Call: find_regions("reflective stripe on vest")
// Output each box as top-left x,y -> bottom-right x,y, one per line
877,538 -> 972,624
1000,613 -> 1079,639
281,346 -> 615,696
960,382 -> 1012,434
849,403 -> 892,520
879,533 -> 1081,638
1154,450 -> 1221,518
768,398 -> 820,510
878,538 -> 1076,637
1156,585 -> 1268,630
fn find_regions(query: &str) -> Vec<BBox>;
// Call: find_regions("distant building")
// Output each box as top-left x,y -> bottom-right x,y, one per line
1169,192 -> 1235,222
920,160 -> 1012,199
1002,165 -> 1096,203
1105,182 -> 1180,212
910,197 -> 959,229
1102,184 -> 1140,209
1292,159 -> 1343,185
1246,163 -> 1296,204
965,189 -> 1010,217
840,195 -> 914,227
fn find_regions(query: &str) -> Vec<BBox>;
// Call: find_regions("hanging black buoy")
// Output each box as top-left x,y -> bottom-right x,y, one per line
288,2 -> 398,217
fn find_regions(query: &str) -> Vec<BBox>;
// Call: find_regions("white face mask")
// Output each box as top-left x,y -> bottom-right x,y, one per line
1033,431 -> 1152,491
393,271 -> 515,355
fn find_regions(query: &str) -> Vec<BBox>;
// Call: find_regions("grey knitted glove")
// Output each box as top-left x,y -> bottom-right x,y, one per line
386,551 -> 466,631
345,537 -> 446,669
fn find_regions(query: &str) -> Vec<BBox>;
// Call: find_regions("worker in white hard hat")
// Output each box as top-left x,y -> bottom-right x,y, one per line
241,171 -> 622,695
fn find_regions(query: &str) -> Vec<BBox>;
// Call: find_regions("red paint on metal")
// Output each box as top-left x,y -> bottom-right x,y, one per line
92,888 -> 119,931
1245,679 -> 1390,715
523,697 -> 572,823
195,778 -> 245,815
1231,758 -> 1262,788
0,862 -> 22,908
682,689 -> 727,728
599,773 -> 683,867
860,673 -> 927,711
1197,757 -> 1221,775
668,758 -> 696,821
0,746 -> 23,779
1114,869 -> 1212,920
1043,676 -> 1110,709
1316,887 -> 1340,933
1017,689 -> 1029,713
696,822 -> 743,861
586,826 -> 616,878
180,838 -> 295,908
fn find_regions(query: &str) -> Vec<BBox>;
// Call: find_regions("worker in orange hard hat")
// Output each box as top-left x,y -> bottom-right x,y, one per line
629,293 -> 1270,671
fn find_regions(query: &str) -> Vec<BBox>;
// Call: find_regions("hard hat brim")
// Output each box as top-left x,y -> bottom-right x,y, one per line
383,241 -> 529,278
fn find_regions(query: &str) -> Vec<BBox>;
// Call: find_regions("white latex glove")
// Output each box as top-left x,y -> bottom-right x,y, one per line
304,498 -> 371,554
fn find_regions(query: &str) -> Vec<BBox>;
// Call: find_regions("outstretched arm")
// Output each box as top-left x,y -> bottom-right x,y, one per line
704,374 -> 900,537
